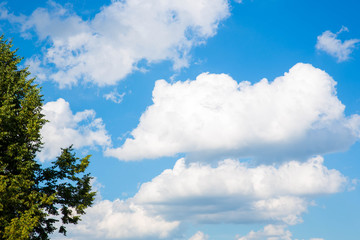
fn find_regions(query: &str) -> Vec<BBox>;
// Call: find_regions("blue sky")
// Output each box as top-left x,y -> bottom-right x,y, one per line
1,0 -> 360,239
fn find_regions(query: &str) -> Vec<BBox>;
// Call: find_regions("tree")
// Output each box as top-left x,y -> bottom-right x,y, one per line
0,35 -> 95,239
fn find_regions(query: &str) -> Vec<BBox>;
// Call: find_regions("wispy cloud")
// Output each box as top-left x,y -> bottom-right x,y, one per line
103,89 -> 126,104
106,63 -> 360,161
316,26 -> 360,62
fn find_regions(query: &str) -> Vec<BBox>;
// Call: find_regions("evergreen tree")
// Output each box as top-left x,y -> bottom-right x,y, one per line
0,35 -> 95,239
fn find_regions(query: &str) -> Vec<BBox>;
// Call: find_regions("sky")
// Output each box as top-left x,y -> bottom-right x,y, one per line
1,0 -> 360,239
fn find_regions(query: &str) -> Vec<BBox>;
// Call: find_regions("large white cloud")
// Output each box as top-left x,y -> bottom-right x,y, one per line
316,26 -> 360,62
39,98 -> 111,161
133,156 -> 346,225
106,63 -> 360,161
51,156 -> 346,239
1,0 -> 231,87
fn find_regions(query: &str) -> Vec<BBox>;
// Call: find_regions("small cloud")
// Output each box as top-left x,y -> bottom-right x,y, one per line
236,224 -> 292,240
348,178 -> 359,191
103,89 -> 125,104
236,225 -> 324,240
90,177 -> 104,202
39,98 -> 111,161
316,26 -> 360,62
189,231 -> 209,240
24,57 -> 47,82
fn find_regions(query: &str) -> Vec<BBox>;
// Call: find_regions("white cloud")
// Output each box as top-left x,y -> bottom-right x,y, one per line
39,98 -> 111,161
51,156 -> 344,239
236,224 -> 292,240
316,26 -> 360,62
236,225 -> 325,240
0,4 -> 26,25
189,231 -> 208,240
106,63 -> 360,161
54,199 -> 180,240
24,56 -> 47,81
3,0 -> 231,87
133,156 -> 346,225
103,89 -> 126,104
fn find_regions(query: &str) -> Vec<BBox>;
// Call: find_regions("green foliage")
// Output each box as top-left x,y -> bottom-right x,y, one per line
0,35 -> 95,239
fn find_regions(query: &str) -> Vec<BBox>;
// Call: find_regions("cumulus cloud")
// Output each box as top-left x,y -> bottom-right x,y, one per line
39,98 -> 111,161
55,199 -> 180,240
51,156 -> 343,239
133,156 -> 346,225
2,0 -> 231,87
106,63 -> 360,161
316,26 -> 360,62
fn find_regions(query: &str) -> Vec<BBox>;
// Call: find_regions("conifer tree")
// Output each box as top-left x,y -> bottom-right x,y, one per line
0,35 -> 95,239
